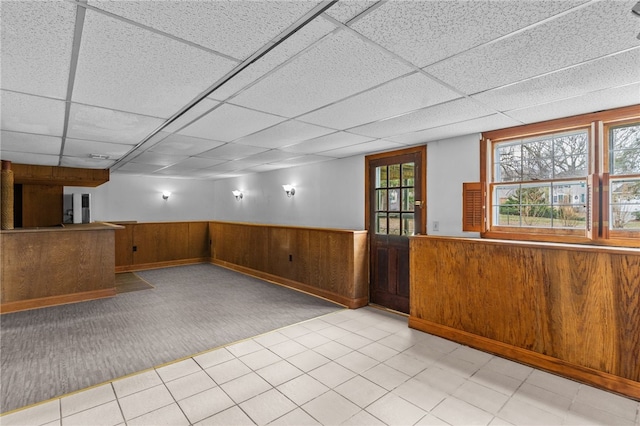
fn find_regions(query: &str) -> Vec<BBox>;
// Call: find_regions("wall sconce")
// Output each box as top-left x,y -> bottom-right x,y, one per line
282,184 -> 296,197
162,191 -> 171,200
232,190 -> 243,200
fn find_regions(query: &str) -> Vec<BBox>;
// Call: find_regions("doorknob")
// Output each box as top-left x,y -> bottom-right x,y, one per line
414,200 -> 423,207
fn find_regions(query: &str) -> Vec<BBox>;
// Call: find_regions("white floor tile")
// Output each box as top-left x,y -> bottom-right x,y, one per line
286,350 -> 330,372
255,360 -> 303,387
384,352 -> 431,377
61,400 -> 123,426
220,372 -> 272,404
269,340 -> 308,359
308,361 -> 357,388
340,410 -> 386,425
317,325 -> 352,340
252,331 -> 289,348
239,389 -> 296,425
392,378 -> 448,412
335,333 -> 373,350
336,319 -> 371,333
415,413 -> 450,425
449,346 -> 494,366
239,348 -> 282,370
269,408 -> 320,425
301,318 -> 332,332
361,363 -> 410,391
127,403 -> 189,426
483,356 -> 533,382
453,380 -> 509,414
294,332 -> 332,349
277,374 -> 329,406
334,376 -> 387,408
353,326 -> 392,342
498,397 -> 564,426
565,402 -> 636,426
574,384 -> 639,421
302,391 -> 360,425
313,341 -> 353,360
118,384 -> 174,420
377,333 -> 417,352
226,339 -> 264,358
156,359 -> 202,383
524,370 -> 580,399
366,393 -> 427,425
205,358 -> 252,384
178,386 -> 235,424
193,348 -> 235,370
335,351 -> 379,374
165,370 -> 217,401
470,367 -> 523,396
112,370 -> 163,399
431,396 -> 494,426
61,384 -> 116,418
278,324 -> 312,339
511,382 -> 572,418
358,341 -> 399,362
193,405 -> 255,426
434,354 -> 482,379
1,399 -> 60,426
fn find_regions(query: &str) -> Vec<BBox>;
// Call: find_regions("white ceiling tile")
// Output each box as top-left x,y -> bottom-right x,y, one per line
472,49 -> 640,112
209,16 -> 337,101
298,72 -> 461,129
202,160 -> 250,172
61,156 -> 115,169
234,120 -> 334,149
166,157 -> 227,171
178,104 -> 286,142
231,29 -> 414,117
387,114 -> 522,145
325,1 -> 378,23
0,152 -> 59,166
67,103 -> 164,145
505,83 -> 640,124
131,152 -> 187,167
88,0 -> 321,60
1,91 -> 66,136
351,1 -> 588,68
115,162 -> 165,174
241,164 -> 283,173
321,140 -> 405,158
72,10 -> 237,118
198,143 -> 268,161
349,98 -> 495,139
268,154 -> 333,168
0,131 -> 61,155
425,1 -> 640,94
163,99 -> 220,134
63,138 -> 132,160
241,150 -> 302,164
282,132 -> 373,154
150,134 -> 224,156
0,1 -> 75,98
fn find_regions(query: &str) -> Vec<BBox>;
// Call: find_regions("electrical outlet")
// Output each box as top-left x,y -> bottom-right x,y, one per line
289,254 -> 293,262
433,221 -> 439,232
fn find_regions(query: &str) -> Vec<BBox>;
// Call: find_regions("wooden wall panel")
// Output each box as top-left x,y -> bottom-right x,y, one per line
21,184 -> 63,227
114,224 -> 134,267
409,236 -> 640,399
188,222 -> 210,259
132,223 -> 190,265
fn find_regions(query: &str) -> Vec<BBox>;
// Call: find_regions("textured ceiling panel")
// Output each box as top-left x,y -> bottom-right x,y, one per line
231,29 -> 414,117
0,152 -> 59,166
67,103 -> 164,145
131,152 -> 188,167
72,10 -> 237,118
425,1 -> 640,94
0,131 -> 62,155
0,1 -> 75,98
322,139 -> 405,158
150,134 -> 224,156
63,138 -> 133,160
209,17 -> 336,101
472,49 -> 640,112
178,104 -> 286,142
241,164 -> 283,173
282,131 -> 374,154
115,162 -> 166,174
388,114 -> 522,145
88,0 -> 321,60
0,91 -> 66,136
241,150 -> 302,164
161,157 -> 227,171
324,1 -> 378,23
163,99 -> 220,134
299,72 -> 461,130
505,83 -> 640,124
269,154 -> 334,168
234,120 -> 334,149
349,98 -> 495,139
61,156 -> 115,169
197,143 -> 268,161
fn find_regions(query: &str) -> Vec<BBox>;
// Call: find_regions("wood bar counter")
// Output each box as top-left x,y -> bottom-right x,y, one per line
0,223 -> 121,313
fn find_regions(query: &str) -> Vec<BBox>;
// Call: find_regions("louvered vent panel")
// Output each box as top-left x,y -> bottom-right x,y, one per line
463,182 -> 483,232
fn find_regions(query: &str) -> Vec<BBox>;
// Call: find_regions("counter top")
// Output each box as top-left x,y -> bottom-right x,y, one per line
0,222 -> 123,234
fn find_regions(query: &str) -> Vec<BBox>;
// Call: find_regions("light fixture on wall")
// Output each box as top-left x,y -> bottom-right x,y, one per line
634,1 -> 640,39
282,184 -> 295,198
162,191 -> 171,200
232,190 -> 243,200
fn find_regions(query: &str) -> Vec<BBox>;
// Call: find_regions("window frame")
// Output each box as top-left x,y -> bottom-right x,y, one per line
480,104 -> 640,247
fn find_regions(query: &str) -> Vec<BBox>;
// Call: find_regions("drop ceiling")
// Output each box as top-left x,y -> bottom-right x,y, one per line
1,0 -> 638,180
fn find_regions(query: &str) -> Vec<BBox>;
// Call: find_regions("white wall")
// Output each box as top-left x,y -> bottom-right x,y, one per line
211,155 -> 365,230
64,174 -> 215,222
426,133 -> 481,237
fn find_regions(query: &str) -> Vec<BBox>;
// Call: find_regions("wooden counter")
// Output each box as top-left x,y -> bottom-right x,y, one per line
1,223 -> 121,313
409,235 -> 640,400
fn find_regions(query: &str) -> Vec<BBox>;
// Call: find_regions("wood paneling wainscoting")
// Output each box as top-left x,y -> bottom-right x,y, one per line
409,236 -> 640,400
209,221 -> 368,309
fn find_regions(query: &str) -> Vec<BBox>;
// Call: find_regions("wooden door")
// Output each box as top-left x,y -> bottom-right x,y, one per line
366,147 -> 426,313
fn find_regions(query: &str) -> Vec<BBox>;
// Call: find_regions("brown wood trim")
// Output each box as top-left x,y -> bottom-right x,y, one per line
12,164 -> 109,187
211,258 -> 366,309
115,258 -> 209,273
409,316 -> 640,401
0,288 -> 116,314
209,221 -> 367,234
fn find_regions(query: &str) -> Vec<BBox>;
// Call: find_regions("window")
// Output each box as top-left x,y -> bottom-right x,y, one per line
481,105 -> 640,246
374,162 -> 415,236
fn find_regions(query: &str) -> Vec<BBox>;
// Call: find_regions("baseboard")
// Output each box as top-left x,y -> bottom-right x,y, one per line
409,316 -> 640,401
210,258 -> 368,309
115,258 -> 209,273
1,288 -> 116,314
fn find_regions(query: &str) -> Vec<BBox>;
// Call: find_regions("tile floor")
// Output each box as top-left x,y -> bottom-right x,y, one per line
2,307 -> 639,426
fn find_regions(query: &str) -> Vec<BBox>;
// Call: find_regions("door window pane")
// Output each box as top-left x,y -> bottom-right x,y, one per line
375,213 -> 388,234
402,188 -> 414,211
389,188 -> 400,211
402,163 -> 414,186
389,164 -> 400,187
375,166 -> 387,188
388,213 -> 401,235
402,213 -> 415,235
376,189 -> 387,211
